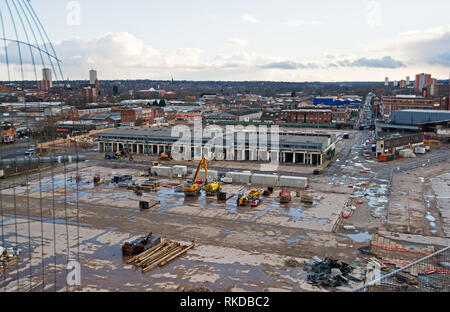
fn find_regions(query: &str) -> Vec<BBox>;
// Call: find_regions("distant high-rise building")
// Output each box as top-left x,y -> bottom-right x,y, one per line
38,68 -> 52,91
400,80 -> 407,88
393,81 -> 399,87
415,73 -> 432,93
385,77 -> 389,86
406,76 -> 410,85
82,86 -> 97,103
89,69 -> 98,85
430,78 -> 438,96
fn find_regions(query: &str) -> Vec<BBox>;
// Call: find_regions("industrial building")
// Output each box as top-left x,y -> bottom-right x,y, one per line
96,127 -> 337,166
378,95 -> 448,120
376,133 -> 424,157
376,110 -> 450,135
314,96 -> 362,107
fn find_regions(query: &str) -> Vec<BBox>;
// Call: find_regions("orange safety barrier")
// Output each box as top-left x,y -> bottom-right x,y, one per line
371,241 -> 432,255
424,269 -> 450,275
380,259 -> 409,267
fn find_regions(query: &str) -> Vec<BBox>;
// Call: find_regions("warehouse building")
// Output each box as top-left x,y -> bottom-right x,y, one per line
376,110 -> 450,135
96,127 -> 337,166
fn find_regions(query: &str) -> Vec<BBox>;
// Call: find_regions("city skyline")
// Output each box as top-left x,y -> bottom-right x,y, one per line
1,0 -> 450,81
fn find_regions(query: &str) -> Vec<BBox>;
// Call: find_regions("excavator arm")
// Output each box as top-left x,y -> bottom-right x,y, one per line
192,156 -> 208,184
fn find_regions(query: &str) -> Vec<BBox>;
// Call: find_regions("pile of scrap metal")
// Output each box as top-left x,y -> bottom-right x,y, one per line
304,257 -> 361,287
127,239 -> 195,273
1,246 -> 19,271
122,233 -> 161,256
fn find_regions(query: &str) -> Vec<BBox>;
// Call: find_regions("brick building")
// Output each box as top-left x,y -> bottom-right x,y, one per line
283,109 -> 332,124
379,95 -> 448,120
120,107 -> 155,126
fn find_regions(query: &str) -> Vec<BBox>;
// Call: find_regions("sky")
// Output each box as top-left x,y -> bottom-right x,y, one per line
0,0 -> 449,81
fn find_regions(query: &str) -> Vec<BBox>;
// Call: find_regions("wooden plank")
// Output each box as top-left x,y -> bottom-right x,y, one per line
142,245 -> 184,273
160,242 -> 196,267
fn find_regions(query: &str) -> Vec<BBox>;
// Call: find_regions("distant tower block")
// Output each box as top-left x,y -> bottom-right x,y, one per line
384,77 -> 389,86
38,68 -> 52,90
406,76 -> 410,85
90,69 -> 100,90
89,69 -> 98,85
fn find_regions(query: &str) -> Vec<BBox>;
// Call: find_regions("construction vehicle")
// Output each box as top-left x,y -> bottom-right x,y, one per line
183,156 -> 208,196
205,181 -> 222,196
424,140 -> 441,149
105,153 -> 117,159
237,193 -> 249,206
249,189 -> 262,207
1,122 -> 16,143
279,188 -> 292,203
160,152 -> 173,160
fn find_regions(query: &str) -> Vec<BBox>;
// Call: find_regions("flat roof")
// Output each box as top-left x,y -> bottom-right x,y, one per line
98,127 -> 332,146
394,109 -> 450,114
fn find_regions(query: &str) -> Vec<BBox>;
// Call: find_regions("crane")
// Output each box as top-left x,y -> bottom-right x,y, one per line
183,156 -> 208,196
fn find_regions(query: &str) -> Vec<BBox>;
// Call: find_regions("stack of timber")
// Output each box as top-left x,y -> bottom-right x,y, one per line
127,239 -> 196,273
140,181 -> 160,192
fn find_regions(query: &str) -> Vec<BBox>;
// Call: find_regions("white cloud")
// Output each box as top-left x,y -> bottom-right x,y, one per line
285,20 -> 306,27
377,25 -> 450,67
241,14 -> 259,23
285,20 -> 323,27
227,38 -> 248,46
1,27 -> 447,81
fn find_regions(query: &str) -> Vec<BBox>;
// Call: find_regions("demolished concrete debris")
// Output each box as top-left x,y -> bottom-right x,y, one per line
1,246 -> 19,272
304,257 -> 361,287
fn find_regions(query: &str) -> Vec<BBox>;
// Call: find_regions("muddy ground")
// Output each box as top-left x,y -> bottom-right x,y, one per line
0,130 -> 449,292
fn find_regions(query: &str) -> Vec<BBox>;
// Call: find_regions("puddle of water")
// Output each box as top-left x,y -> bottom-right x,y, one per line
281,206 -> 310,222
425,213 -> 436,222
338,231 -> 372,243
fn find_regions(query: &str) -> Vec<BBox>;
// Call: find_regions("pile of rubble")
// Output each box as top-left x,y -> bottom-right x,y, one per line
304,257 -> 361,287
1,246 -> 19,272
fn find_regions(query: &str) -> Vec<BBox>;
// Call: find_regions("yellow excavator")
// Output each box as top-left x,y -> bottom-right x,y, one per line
237,193 -> 249,206
183,156 -> 208,196
160,152 -> 173,160
205,181 -> 222,196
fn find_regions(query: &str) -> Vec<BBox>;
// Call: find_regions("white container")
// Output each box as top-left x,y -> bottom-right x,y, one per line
172,165 -> 187,176
151,166 -> 172,177
399,149 -> 415,158
226,172 -> 252,184
279,176 -> 308,188
251,174 -> 279,186
414,147 -> 426,154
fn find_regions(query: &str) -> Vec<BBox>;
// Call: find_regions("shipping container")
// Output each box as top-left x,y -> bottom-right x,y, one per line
251,174 -> 279,186
150,166 -> 172,177
226,172 -> 252,184
279,176 -> 308,188
172,165 -> 187,177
